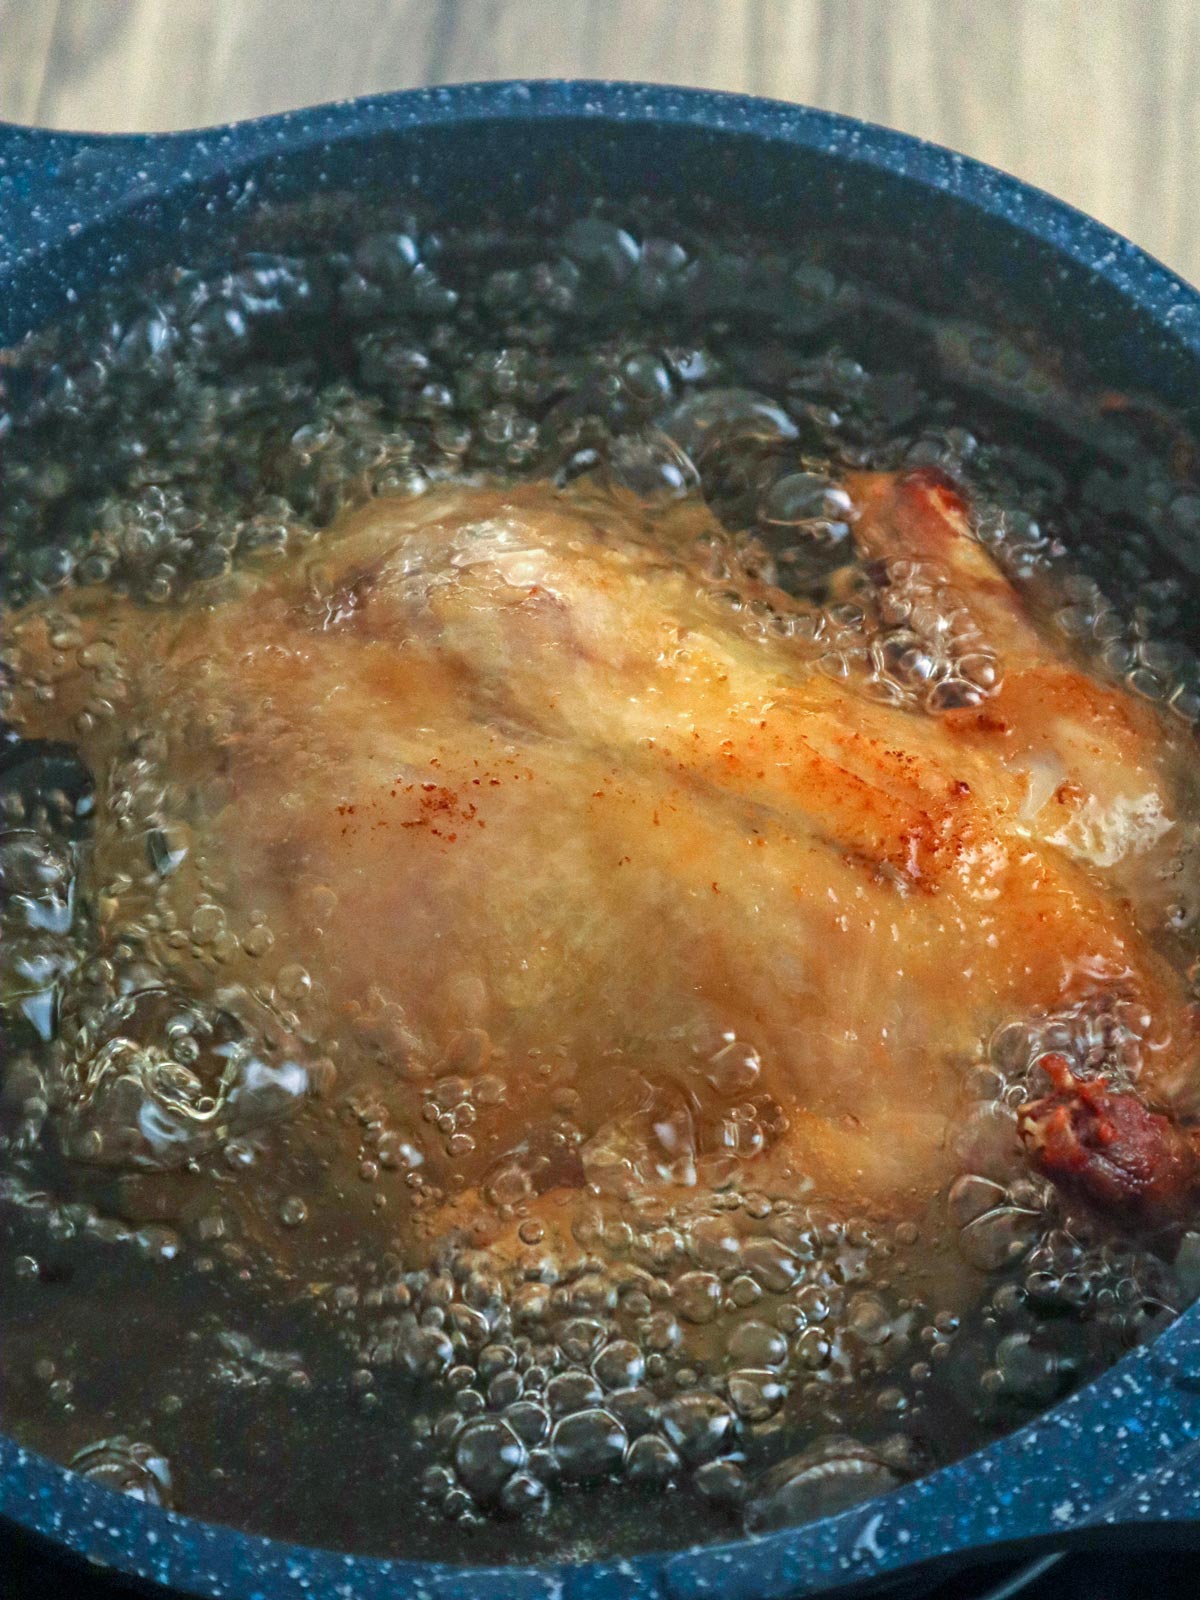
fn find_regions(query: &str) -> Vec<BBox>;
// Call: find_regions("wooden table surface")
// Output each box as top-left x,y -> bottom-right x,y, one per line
1,0 -> 1197,287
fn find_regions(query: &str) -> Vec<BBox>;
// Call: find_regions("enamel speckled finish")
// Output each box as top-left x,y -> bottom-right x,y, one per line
3,80 -> 1200,1598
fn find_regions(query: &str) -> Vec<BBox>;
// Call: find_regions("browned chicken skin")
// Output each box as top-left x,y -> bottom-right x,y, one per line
5,466 -> 1198,1304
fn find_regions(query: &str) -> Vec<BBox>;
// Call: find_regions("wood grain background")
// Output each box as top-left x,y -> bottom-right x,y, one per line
2,0 -> 1197,285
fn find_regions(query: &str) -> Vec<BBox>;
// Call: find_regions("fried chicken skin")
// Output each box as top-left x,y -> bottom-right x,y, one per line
5,467 -> 1198,1285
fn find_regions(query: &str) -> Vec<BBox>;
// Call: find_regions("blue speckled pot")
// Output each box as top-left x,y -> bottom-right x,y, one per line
3,80 -> 1200,1599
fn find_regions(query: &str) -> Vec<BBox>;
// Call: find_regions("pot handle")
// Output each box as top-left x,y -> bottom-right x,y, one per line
0,122 -> 193,255
0,120 -> 241,341
0,122 -> 159,184
0,112 -> 296,246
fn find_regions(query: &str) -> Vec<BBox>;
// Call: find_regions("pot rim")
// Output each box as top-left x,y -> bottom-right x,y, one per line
3,77 -> 1200,1600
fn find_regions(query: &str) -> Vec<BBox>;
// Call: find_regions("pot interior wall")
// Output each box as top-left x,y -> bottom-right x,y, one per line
5,113 -> 1200,424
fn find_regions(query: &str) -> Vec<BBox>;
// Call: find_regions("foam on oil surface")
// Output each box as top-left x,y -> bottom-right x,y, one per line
2,202 -> 1200,1561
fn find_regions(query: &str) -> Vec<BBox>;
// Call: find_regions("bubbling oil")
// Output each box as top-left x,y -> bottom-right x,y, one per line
2,200 -> 1200,1562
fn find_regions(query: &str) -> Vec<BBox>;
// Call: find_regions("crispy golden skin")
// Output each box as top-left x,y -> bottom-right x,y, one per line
6,470 -> 1198,1281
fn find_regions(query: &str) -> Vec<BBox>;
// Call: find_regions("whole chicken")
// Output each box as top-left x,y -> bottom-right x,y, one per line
5,466 -> 1198,1314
